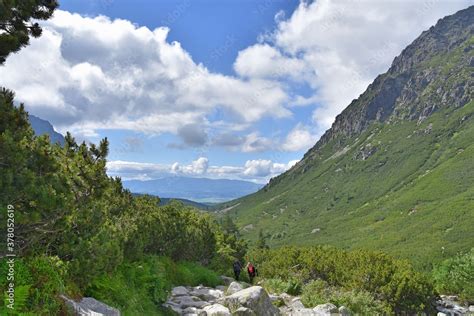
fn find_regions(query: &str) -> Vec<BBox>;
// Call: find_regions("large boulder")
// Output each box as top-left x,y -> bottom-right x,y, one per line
226,281 -> 244,295
222,286 -> 280,316
203,303 -> 231,316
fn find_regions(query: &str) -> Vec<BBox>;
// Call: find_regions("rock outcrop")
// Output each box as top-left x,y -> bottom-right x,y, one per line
222,286 -> 279,316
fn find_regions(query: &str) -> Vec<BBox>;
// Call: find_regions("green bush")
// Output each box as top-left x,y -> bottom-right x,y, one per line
0,256 -> 72,315
433,249 -> 474,303
301,279 -> 391,315
262,278 -> 302,296
249,246 -> 435,314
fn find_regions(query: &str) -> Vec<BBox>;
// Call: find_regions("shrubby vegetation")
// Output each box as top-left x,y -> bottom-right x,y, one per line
0,89 -> 245,314
300,279 -> 391,315
252,246 -> 435,314
432,248 -> 474,303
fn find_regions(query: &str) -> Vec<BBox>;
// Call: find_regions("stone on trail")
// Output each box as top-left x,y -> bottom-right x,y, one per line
338,306 -> 351,316
223,286 -> 280,316
61,295 -> 121,316
202,303 -> 231,316
190,287 -> 224,302
182,306 -> 205,316
172,286 -> 189,296
290,297 -> 306,310
226,281 -> 244,295
313,303 -> 338,315
234,306 -> 256,315
171,295 -> 210,309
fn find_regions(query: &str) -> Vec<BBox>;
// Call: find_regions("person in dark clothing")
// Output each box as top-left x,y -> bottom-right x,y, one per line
232,260 -> 242,281
246,262 -> 257,284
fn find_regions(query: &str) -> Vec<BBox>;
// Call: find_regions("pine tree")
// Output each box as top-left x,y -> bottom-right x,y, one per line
0,0 -> 58,64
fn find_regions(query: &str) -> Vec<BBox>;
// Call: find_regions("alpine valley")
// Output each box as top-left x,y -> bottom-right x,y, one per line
220,5 -> 474,268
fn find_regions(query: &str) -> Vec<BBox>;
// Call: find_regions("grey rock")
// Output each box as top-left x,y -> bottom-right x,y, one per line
190,287 -> 224,302
172,295 -> 210,309
61,295 -> 120,316
291,308 -> 318,315
313,303 -> 338,315
202,303 -> 231,316
223,286 -> 280,316
183,306 -> 205,316
234,306 -> 256,316
226,281 -> 244,295
290,298 -> 306,311
172,286 -> 189,296
338,306 -> 351,316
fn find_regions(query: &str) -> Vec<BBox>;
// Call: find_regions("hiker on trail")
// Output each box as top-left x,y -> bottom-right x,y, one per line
246,262 -> 257,284
233,260 -> 243,281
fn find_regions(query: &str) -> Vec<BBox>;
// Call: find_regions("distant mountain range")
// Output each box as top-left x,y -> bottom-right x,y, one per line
26,115 -> 261,204
29,114 -> 64,145
123,177 -> 263,203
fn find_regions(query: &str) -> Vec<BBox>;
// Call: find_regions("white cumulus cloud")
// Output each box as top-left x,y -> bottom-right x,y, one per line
0,10 -> 290,141
107,157 -> 298,183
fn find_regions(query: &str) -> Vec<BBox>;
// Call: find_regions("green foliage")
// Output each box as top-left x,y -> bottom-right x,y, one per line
301,279 -> 390,315
0,89 -> 246,313
250,246 -> 435,314
432,249 -> 474,303
262,278 -> 302,296
86,256 -> 221,316
256,229 -> 269,250
0,0 -> 58,64
1,285 -> 32,315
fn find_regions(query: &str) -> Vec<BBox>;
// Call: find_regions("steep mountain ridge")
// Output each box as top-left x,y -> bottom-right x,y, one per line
292,5 -> 473,173
223,6 -> 474,267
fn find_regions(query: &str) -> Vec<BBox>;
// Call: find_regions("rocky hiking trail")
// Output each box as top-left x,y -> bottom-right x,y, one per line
164,276 -> 474,316
60,275 -> 474,315
163,276 -> 351,316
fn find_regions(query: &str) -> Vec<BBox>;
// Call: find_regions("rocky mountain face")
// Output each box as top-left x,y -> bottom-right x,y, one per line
222,6 -> 474,266
295,5 -> 473,167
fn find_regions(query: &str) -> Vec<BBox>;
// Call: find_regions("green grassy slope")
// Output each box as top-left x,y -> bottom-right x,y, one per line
225,101 -> 474,268
221,9 -> 474,268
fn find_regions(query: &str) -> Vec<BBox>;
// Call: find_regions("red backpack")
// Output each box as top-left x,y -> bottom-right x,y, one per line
248,264 -> 255,274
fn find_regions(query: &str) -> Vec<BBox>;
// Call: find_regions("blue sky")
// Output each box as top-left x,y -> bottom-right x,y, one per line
0,0 -> 471,183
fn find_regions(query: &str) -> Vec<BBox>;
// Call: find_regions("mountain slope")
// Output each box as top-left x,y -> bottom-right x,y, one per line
223,6 -> 474,267
123,177 -> 262,203
29,114 -> 64,145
